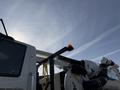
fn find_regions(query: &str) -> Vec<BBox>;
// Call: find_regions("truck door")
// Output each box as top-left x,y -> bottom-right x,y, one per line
0,38 -> 36,90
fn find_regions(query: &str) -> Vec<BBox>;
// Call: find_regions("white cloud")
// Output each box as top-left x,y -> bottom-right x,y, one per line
92,48 -> 120,61
67,25 -> 120,57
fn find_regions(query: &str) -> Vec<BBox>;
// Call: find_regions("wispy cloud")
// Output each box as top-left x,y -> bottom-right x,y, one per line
67,25 -> 120,57
44,26 -> 74,50
4,0 -> 24,20
4,0 -> 74,52
92,48 -> 120,61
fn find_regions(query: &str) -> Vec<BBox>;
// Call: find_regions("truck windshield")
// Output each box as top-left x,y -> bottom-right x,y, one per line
0,39 -> 26,77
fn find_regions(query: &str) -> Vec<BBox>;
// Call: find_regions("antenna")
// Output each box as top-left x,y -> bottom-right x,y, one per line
0,19 -> 8,36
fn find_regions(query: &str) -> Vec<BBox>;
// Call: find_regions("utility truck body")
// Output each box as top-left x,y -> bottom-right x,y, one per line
1,19 -> 120,90
0,33 -> 74,90
1,33 -> 120,90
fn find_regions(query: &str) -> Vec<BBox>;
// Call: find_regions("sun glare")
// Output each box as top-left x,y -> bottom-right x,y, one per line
9,29 -> 30,43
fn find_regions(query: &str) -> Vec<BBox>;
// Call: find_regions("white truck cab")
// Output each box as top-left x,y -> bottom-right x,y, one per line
0,36 -> 36,90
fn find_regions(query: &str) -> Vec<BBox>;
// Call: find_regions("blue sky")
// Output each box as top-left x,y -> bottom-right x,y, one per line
0,0 -> 120,65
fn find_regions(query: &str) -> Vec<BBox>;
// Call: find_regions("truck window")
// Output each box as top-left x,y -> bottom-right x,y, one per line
0,39 -> 26,77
